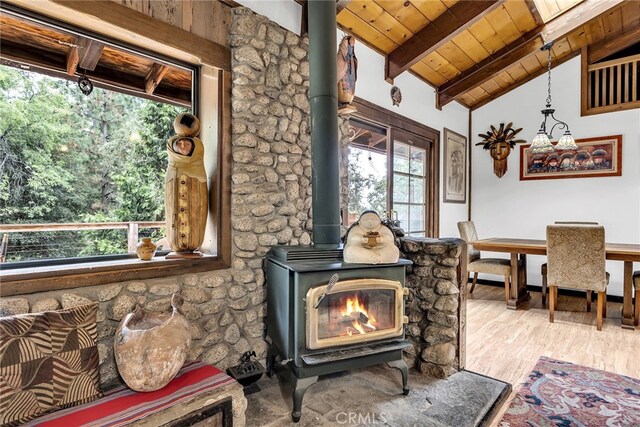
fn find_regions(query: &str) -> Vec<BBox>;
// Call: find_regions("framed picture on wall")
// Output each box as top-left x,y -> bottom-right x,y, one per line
443,128 -> 467,204
520,135 -> 622,181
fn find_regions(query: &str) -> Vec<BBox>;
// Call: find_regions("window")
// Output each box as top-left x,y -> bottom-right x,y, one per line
346,98 -> 440,237
0,8 -> 196,265
0,3 -> 231,292
392,135 -> 428,237
347,118 -> 388,224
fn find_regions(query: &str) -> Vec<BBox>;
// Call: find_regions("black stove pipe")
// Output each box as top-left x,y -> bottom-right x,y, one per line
308,0 -> 341,249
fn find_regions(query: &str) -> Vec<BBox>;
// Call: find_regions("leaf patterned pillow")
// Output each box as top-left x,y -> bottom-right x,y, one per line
0,303 -> 101,426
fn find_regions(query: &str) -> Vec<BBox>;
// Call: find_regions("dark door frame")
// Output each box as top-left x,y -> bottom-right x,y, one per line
348,97 -> 440,237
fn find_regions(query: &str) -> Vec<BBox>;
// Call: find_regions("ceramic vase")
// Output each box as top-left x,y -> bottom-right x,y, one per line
114,294 -> 191,392
136,237 -> 157,261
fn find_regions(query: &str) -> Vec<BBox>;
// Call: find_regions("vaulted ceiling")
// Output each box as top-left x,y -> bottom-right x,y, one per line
336,0 -> 640,110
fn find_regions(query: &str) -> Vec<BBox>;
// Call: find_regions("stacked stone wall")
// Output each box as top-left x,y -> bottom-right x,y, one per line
400,237 -> 465,378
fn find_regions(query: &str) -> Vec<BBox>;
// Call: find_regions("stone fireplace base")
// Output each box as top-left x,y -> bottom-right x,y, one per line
245,364 -> 510,426
400,237 -> 467,378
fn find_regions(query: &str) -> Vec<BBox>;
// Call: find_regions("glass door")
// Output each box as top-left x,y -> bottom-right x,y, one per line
391,132 -> 429,237
346,118 -> 388,225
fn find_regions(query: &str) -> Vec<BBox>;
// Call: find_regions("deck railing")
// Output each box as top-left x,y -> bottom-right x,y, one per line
586,53 -> 640,114
0,221 -> 165,261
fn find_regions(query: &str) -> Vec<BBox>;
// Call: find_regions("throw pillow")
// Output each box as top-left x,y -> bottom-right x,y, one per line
0,303 -> 101,426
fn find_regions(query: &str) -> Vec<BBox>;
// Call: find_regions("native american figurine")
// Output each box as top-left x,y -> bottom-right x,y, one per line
165,113 -> 208,258
344,211 -> 399,264
337,35 -> 357,111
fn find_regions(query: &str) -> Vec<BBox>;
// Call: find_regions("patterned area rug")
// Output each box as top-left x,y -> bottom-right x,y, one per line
500,357 -> 640,426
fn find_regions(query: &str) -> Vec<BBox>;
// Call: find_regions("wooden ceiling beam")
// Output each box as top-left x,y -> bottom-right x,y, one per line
0,39 -> 190,107
470,49 -> 580,111
438,0 -> 626,107
588,20 -> 640,63
77,37 -> 104,72
541,0 -> 625,44
524,0 -> 544,26
145,63 -> 169,95
336,0 -> 351,15
437,27 -> 544,107
66,46 -> 79,76
384,0 -> 504,84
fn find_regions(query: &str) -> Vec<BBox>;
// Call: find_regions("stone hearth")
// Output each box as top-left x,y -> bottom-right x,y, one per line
245,365 -> 510,427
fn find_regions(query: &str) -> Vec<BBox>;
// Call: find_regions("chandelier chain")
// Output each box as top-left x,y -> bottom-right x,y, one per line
546,47 -> 552,107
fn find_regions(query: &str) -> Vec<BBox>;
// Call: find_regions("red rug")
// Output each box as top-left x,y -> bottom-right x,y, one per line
500,357 -> 640,426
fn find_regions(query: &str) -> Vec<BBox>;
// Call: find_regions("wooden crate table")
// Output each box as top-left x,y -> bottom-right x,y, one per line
23,361 -> 247,427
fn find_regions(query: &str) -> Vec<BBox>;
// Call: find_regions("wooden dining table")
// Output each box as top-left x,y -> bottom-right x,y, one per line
469,238 -> 640,329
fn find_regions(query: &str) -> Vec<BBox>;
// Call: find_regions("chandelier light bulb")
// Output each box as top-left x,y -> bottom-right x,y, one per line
530,129 -> 554,154
555,130 -> 579,151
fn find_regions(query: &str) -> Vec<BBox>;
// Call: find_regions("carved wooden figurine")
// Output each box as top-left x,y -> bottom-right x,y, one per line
344,211 -> 399,264
337,35 -> 357,113
165,113 -> 207,258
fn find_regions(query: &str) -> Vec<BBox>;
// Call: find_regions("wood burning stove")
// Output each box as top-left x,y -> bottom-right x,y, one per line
265,246 -> 412,422
262,1 -> 412,423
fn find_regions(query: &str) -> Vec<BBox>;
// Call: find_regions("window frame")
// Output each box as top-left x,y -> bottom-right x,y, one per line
346,97 -> 440,237
390,131 -> 430,237
0,3 -> 232,296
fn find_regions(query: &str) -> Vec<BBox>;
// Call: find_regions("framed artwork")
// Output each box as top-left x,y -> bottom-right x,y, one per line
443,128 -> 467,203
520,135 -> 622,181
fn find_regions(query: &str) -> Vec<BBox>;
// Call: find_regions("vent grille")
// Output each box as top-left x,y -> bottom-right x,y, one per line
286,249 -> 343,261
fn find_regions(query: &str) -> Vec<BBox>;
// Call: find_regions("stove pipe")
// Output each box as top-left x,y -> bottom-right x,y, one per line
308,0 -> 341,249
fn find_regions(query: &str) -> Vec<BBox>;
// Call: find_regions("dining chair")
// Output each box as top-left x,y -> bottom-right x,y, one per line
546,224 -> 609,331
457,221 -> 518,304
541,221 -> 598,307
633,271 -> 639,326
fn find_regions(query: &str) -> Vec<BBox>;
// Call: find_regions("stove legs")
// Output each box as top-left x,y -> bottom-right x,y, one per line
291,375 -> 318,423
266,346 -> 278,378
387,359 -> 410,395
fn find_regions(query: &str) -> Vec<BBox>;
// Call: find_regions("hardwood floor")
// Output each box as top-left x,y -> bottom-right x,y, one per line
465,284 -> 640,426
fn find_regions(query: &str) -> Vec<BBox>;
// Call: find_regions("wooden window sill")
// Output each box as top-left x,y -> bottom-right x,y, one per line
0,255 -> 229,297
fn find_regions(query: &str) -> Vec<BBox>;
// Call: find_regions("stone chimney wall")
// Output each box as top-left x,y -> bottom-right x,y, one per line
400,237 -> 467,378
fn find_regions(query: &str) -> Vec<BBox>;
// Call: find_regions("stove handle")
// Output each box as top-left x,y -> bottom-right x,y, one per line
313,273 -> 339,309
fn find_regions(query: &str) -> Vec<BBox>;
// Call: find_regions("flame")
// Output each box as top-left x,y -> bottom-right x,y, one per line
340,294 -> 376,335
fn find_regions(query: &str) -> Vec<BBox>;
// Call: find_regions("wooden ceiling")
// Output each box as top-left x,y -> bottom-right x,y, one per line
0,12 -> 192,107
336,0 -> 640,109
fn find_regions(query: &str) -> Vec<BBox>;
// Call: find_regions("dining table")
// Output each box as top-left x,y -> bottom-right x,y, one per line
469,238 -> 640,329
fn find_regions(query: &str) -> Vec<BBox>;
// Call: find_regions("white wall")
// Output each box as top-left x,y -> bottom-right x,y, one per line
472,56 -> 640,296
348,35 -> 470,239
235,0 -> 301,35
235,2 -> 471,238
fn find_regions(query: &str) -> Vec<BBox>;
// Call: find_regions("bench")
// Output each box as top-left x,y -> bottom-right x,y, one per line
22,361 -> 247,427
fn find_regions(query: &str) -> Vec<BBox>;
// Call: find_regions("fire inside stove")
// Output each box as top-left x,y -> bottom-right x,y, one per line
338,293 -> 378,336
317,289 -> 395,340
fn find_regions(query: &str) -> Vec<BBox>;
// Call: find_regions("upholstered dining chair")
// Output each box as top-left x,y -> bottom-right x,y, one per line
541,221 -> 598,307
457,221 -> 517,304
634,271 -> 640,326
546,224 -> 609,331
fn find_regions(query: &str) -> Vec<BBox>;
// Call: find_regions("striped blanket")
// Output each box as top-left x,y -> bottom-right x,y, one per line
23,361 -> 235,427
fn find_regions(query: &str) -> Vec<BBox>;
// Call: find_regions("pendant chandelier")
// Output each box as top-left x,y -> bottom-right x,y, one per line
530,42 -> 578,154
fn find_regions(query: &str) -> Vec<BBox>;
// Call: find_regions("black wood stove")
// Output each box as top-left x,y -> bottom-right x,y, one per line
264,1 -> 412,423
265,246 -> 412,422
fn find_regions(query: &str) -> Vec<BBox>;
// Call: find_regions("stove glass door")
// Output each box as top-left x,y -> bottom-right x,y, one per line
306,279 -> 405,350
